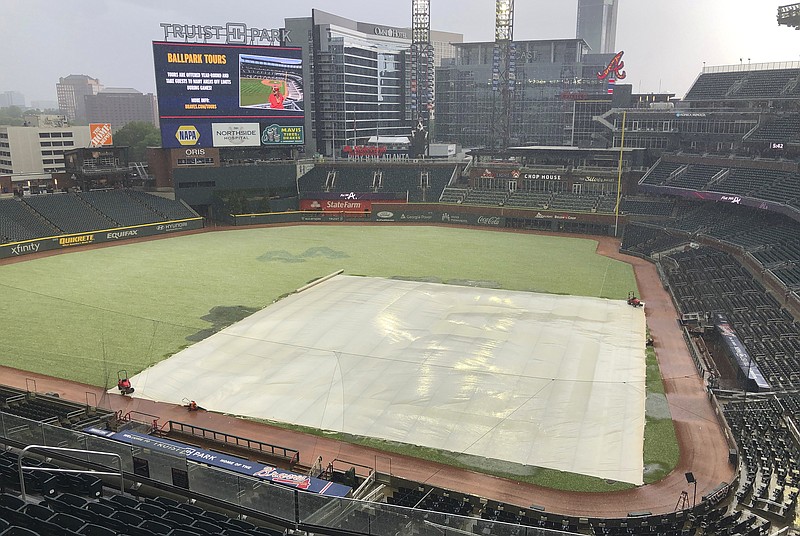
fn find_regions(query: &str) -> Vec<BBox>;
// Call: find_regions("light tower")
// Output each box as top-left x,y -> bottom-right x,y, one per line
493,0 -> 515,149
777,3 -> 800,29
411,1 -> 435,135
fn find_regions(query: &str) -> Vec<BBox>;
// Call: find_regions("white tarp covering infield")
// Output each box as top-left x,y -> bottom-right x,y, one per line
128,275 -> 647,485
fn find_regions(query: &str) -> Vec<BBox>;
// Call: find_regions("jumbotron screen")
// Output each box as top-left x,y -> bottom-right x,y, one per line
153,41 -> 304,149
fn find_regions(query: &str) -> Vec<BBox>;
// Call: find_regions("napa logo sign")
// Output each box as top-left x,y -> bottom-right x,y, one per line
175,125 -> 200,146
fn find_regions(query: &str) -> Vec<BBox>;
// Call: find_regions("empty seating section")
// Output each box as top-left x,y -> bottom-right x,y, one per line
708,167 -> 788,196
0,485 -> 284,536
665,164 -> 723,190
123,191 -> 197,220
504,191 -> 553,209
747,113 -> 800,144
772,265 -> 800,290
594,195 -> 618,213
0,199 -> 60,243
640,160 -> 684,186
724,397 -> 800,521
462,189 -> 508,206
684,71 -> 748,101
296,166 -> 329,191
663,247 -> 800,390
548,193 -> 598,212
0,191 -> 197,244
685,68 -> 800,101
620,224 -> 687,256
757,174 -> 800,205
77,191 -> 163,226
439,186 -> 468,203
24,195 -> 116,234
0,386 -> 115,430
383,167 -> 454,202
730,69 -> 800,99
642,154 -> 800,207
619,197 -> 674,216
296,165 -> 456,202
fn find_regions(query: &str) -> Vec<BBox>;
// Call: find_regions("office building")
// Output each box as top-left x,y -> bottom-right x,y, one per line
284,10 -> 463,157
576,0 -> 619,54
0,91 -> 25,109
85,88 -> 158,130
0,125 -> 91,175
56,75 -> 102,123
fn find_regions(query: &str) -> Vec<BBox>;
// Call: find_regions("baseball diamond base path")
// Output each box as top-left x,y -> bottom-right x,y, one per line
0,229 -> 734,518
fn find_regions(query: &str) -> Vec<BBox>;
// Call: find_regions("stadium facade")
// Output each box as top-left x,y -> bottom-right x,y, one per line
435,40 -> 615,147
284,10 -> 462,157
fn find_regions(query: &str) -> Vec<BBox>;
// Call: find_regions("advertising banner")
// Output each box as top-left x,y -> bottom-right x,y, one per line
84,428 -> 351,497
211,122 -> 261,147
89,123 -> 114,147
714,314 -> 770,391
0,218 -> 204,260
153,41 -> 304,148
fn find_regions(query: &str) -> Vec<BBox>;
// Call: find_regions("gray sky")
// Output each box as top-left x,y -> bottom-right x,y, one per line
3,0 -> 799,104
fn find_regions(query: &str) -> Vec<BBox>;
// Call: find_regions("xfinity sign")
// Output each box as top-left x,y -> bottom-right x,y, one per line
160,22 -> 290,46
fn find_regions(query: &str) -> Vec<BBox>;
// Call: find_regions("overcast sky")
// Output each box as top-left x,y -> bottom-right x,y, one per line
3,0 -> 799,104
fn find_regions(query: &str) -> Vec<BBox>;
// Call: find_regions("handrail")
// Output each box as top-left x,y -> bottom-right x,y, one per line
167,420 -> 300,466
18,444 -> 124,501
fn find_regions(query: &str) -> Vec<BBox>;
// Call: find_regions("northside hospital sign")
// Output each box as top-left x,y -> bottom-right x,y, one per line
159,22 -> 290,46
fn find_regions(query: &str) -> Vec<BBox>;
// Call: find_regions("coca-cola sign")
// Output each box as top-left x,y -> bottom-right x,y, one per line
477,216 -> 501,226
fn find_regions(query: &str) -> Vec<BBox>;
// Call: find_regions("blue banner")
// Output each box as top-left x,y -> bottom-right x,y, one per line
713,314 -> 770,391
84,428 -> 351,497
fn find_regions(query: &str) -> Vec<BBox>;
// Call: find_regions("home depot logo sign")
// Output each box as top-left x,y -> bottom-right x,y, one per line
89,123 -> 113,147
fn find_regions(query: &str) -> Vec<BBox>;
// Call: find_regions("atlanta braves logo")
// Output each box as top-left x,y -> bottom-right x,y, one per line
598,51 -> 626,80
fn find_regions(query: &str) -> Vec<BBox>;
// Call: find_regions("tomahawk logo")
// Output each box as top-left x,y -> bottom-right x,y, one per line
598,51 -> 626,80
340,192 -> 358,200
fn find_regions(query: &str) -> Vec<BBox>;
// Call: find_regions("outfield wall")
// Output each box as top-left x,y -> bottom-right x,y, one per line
0,217 -> 205,260
231,204 -> 624,235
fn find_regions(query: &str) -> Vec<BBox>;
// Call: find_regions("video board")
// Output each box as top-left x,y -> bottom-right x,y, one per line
153,41 -> 304,149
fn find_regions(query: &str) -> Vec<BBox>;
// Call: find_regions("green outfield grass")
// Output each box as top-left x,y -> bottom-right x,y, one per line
240,78 -> 284,107
0,225 -> 677,490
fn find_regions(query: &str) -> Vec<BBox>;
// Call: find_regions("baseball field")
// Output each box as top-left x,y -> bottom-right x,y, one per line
0,225 -> 677,490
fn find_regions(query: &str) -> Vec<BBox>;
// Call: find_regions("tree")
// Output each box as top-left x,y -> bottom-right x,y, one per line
113,121 -> 161,161
0,106 -> 26,126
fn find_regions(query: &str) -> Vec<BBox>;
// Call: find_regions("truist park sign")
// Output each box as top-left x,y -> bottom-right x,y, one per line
160,22 -> 290,46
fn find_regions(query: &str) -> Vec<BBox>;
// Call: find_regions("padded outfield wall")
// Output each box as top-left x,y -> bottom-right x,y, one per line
231,203 -> 625,236
0,218 -> 205,260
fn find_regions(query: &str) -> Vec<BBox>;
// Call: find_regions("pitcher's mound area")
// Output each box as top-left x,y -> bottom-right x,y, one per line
128,275 -> 646,484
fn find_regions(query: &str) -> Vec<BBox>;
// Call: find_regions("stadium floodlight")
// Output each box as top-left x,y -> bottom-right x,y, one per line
495,0 -> 514,41
777,3 -> 800,29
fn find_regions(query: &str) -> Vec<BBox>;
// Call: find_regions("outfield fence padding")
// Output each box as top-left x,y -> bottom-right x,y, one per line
0,218 -> 205,260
